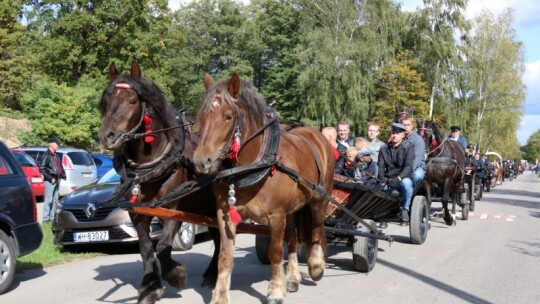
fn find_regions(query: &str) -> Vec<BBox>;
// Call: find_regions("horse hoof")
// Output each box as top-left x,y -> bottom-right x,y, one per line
267,297 -> 285,304
201,276 -> 217,289
137,288 -> 164,304
287,280 -> 299,292
163,264 -> 186,289
308,266 -> 324,281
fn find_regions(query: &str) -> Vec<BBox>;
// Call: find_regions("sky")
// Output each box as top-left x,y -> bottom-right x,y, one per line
168,0 -> 540,145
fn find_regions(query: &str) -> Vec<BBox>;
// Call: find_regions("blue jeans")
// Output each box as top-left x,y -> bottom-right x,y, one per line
411,167 -> 425,187
43,180 -> 60,221
384,177 -> 414,211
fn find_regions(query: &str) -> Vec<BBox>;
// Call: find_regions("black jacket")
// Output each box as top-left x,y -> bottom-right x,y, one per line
377,140 -> 414,180
40,150 -> 65,183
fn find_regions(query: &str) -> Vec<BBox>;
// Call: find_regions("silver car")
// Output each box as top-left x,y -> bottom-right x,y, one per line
20,147 -> 97,196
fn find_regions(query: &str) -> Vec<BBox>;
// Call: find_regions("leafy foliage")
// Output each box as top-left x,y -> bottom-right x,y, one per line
522,130 -> 540,161
374,52 -> 430,128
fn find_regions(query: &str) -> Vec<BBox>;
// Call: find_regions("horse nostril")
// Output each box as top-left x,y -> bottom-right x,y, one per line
106,131 -> 115,140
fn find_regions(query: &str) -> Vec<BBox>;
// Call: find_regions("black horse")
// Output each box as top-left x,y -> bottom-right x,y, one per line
417,119 -> 466,225
98,61 -> 219,304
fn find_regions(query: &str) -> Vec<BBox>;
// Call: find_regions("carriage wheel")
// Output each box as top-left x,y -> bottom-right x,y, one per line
486,179 -> 491,192
172,222 -> 196,251
255,235 -> 271,265
352,220 -> 378,273
469,178 -> 476,212
409,196 -> 429,245
461,203 -> 469,220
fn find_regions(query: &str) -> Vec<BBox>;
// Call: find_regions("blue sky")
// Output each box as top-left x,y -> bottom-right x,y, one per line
169,0 -> 539,144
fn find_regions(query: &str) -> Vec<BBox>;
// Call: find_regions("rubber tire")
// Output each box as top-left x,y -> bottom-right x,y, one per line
409,196 -> 429,245
0,230 -> 16,295
352,220 -> 378,273
172,222 -> 195,251
486,180 -> 491,192
461,203 -> 469,220
469,178 -> 476,212
255,235 -> 271,265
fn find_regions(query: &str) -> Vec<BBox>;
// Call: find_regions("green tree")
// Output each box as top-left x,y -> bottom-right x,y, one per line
25,0 -> 172,85
18,80 -> 102,150
0,0 -> 38,109
462,9 -> 525,158
296,0 -> 404,133
522,130 -> 540,162
403,0 -> 470,126
374,51 -> 430,128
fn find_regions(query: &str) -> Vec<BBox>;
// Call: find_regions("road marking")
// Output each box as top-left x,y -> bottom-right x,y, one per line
480,213 -> 488,219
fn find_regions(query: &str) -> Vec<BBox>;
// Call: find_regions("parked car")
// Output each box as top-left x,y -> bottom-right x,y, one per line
52,168 -> 207,250
91,153 -> 113,178
20,147 -> 97,196
10,148 -> 45,201
0,141 -> 43,294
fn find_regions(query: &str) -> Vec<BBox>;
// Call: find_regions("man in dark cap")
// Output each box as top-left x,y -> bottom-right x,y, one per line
377,123 -> 415,223
449,126 -> 468,150
40,137 -> 66,222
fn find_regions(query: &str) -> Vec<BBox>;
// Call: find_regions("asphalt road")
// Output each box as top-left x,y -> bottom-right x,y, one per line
4,172 -> 540,304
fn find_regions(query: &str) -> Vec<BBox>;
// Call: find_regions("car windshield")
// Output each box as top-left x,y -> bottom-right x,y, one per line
98,169 -> 121,184
12,152 -> 37,167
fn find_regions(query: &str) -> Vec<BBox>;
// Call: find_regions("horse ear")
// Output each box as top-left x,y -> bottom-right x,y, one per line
131,60 -> 141,80
108,63 -> 119,83
228,73 -> 241,99
409,106 -> 414,116
203,73 -> 214,91
416,117 -> 422,128
395,104 -> 400,113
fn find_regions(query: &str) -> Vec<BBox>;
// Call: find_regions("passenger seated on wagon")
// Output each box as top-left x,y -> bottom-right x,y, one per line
354,148 -> 378,189
321,126 -> 340,161
354,137 -> 369,150
448,125 -> 468,151
399,116 -> 425,187
377,123 -> 415,223
335,147 -> 360,179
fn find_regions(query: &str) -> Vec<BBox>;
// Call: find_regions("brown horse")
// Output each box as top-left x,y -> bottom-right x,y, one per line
417,119 -> 466,225
192,73 -> 334,304
98,61 -> 219,304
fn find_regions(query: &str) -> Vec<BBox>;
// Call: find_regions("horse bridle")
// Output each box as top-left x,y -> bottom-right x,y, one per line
109,83 -> 149,147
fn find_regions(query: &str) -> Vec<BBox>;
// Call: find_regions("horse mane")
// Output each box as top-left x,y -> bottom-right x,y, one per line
98,73 -> 181,143
426,120 -> 445,142
196,77 -> 266,131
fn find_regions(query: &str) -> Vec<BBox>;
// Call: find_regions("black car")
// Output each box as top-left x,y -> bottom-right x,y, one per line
0,141 -> 43,294
52,168 -> 206,250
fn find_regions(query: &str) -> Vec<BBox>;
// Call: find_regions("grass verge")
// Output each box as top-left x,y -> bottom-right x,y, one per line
16,222 -> 105,272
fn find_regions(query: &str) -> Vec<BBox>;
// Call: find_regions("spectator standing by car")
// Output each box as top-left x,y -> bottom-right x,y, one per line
40,137 -> 66,222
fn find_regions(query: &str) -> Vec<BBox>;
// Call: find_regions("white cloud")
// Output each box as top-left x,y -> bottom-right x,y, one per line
518,114 -> 540,145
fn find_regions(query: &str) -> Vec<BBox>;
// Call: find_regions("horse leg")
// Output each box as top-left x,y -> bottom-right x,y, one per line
441,179 -> 455,226
202,227 -> 220,288
132,214 -> 164,304
266,213 -> 288,304
156,219 -> 186,289
423,181 -> 432,221
307,200 -> 327,282
211,207 -> 237,304
284,213 -> 301,293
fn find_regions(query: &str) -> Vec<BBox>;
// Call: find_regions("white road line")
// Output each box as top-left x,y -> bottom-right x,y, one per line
480,213 -> 488,219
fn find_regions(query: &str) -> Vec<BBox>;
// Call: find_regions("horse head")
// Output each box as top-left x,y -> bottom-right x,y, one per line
98,61 -> 180,158
193,73 -> 266,175
417,119 -> 445,155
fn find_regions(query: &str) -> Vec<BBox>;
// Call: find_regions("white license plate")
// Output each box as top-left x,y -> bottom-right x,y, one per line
73,231 -> 109,243
31,177 -> 43,183
82,173 -> 93,178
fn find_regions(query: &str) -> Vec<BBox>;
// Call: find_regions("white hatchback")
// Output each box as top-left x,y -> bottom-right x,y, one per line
20,147 -> 97,196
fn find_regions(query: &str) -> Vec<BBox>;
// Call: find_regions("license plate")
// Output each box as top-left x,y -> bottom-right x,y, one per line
73,231 -> 109,243
82,173 -> 93,178
31,177 -> 43,183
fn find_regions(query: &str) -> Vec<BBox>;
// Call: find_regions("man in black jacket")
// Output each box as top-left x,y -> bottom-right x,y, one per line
40,137 -> 65,222
377,123 -> 415,222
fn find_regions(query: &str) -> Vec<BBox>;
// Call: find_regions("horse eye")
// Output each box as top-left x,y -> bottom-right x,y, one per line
129,98 -> 137,105
225,114 -> 233,122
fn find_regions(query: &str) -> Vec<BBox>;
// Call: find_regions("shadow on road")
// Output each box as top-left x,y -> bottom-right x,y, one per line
377,258 -> 491,304
91,250 -> 270,303
506,239 -> 540,258
489,188 -> 540,198
484,197 -> 540,210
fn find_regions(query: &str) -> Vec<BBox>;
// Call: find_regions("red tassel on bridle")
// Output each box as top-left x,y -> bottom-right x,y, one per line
228,135 -> 240,160
143,113 -> 155,143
